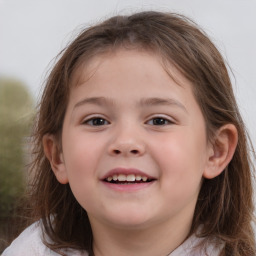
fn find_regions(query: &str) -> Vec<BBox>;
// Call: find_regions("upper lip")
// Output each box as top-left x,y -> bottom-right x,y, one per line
101,167 -> 156,180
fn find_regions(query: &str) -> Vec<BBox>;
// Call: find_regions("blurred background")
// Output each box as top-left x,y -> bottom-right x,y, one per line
0,0 -> 255,253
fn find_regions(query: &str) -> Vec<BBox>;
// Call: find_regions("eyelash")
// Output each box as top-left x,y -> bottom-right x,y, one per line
82,116 -> 174,126
146,117 -> 174,126
82,117 -> 110,126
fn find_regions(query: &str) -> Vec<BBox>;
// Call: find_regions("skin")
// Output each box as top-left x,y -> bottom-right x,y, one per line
43,49 -> 238,256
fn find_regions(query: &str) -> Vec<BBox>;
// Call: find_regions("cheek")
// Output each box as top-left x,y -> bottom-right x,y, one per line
151,129 -> 207,190
156,129 -> 206,164
61,132 -> 104,198
63,131 -> 102,169
62,137 -> 101,211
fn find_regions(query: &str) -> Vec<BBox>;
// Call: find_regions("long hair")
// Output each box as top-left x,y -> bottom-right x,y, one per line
27,11 -> 255,255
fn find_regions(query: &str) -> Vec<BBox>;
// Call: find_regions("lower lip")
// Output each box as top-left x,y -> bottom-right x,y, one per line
102,181 -> 155,192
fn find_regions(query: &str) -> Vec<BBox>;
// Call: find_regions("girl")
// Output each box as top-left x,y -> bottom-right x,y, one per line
3,11 -> 255,256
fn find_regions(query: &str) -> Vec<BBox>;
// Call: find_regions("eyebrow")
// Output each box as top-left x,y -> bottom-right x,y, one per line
73,96 -> 187,113
74,97 -> 113,109
139,97 -> 187,112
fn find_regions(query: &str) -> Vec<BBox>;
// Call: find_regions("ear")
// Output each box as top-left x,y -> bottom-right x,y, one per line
203,124 -> 238,179
42,134 -> 69,184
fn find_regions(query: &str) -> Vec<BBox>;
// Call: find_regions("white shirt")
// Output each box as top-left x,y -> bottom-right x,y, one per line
2,222 -> 223,256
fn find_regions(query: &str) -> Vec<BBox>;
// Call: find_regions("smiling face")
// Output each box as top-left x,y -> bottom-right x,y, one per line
49,49 -> 213,231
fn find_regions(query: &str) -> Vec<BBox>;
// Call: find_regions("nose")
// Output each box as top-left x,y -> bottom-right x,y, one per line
107,127 -> 146,157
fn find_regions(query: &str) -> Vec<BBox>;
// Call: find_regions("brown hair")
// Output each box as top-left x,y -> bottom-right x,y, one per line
27,11 -> 255,255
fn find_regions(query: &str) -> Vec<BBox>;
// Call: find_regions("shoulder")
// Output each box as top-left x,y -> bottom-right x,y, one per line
2,221 -> 59,256
2,221 -> 88,256
170,233 -> 224,256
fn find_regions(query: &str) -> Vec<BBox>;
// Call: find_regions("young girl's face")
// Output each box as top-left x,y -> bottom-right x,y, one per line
55,49 -> 213,231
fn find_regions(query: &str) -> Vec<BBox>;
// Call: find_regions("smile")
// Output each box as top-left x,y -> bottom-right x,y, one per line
104,174 -> 154,184
102,168 -> 156,187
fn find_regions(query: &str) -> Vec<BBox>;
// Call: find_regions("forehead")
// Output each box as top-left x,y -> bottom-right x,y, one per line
70,48 -> 190,91
66,49 -> 201,116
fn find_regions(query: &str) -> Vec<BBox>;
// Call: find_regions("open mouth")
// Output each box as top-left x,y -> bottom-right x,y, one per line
103,174 -> 155,184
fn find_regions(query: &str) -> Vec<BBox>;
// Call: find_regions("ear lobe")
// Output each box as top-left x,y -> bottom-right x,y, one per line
42,134 -> 69,184
203,124 -> 238,179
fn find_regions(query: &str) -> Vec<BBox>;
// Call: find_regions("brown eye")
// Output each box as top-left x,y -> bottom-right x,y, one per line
147,117 -> 172,126
84,118 -> 109,126
153,118 -> 168,125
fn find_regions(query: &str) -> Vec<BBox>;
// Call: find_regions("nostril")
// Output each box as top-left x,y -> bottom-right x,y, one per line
112,149 -> 139,155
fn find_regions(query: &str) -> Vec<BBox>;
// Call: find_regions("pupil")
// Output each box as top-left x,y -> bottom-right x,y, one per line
93,118 -> 105,125
153,118 -> 165,125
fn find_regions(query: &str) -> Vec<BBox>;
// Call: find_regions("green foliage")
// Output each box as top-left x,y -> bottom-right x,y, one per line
0,78 -> 34,218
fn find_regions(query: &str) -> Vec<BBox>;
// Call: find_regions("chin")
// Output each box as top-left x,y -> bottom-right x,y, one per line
101,208 -> 155,230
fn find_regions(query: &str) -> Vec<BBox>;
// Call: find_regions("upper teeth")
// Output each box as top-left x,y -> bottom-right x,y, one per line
106,174 -> 148,182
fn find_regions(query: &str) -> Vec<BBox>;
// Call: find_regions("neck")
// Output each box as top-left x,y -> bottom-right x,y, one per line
90,215 -> 193,256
